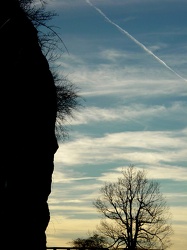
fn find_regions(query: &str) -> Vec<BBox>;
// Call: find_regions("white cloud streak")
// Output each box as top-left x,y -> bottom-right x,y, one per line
64,102 -> 187,126
86,0 -> 187,83
54,129 -> 187,180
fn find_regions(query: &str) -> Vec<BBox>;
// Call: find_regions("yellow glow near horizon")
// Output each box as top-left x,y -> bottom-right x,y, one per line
46,206 -> 187,250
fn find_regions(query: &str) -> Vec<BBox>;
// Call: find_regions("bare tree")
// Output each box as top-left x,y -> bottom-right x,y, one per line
54,73 -> 82,140
19,0 -> 69,55
94,165 -> 173,250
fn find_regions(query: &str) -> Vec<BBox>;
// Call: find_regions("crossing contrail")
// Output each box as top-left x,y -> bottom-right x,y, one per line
86,0 -> 187,82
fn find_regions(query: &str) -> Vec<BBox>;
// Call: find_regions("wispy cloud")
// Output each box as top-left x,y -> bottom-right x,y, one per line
58,51 -> 187,99
54,129 -> 187,177
95,165 -> 187,183
64,102 -> 187,126
69,69 -> 186,98
47,0 -> 85,9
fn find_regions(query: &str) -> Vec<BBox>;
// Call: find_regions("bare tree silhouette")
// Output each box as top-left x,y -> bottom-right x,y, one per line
94,166 -> 173,250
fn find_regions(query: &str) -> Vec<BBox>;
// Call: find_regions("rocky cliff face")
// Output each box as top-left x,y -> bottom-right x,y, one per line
0,1 -> 58,249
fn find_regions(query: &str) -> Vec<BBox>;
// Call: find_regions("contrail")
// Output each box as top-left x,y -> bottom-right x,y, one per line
86,0 -> 187,82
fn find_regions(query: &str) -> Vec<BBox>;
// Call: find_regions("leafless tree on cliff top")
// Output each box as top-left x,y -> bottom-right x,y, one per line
19,0 -> 82,140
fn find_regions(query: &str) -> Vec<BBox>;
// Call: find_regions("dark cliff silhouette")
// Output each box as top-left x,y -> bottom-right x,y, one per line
0,1 -> 79,249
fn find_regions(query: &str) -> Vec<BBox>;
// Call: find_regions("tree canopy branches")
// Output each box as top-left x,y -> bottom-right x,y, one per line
19,0 -> 82,140
94,165 -> 173,250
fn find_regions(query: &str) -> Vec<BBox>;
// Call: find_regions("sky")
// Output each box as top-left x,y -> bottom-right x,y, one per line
42,0 -> 187,249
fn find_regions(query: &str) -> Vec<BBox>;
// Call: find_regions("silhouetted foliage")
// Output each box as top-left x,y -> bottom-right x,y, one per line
54,73 -> 81,140
94,165 -> 173,250
19,0 -> 68,54
71,233 -> 109,249
19,0 -> 81,140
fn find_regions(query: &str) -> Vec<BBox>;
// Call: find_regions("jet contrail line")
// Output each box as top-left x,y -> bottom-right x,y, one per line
86,0 -> 187,82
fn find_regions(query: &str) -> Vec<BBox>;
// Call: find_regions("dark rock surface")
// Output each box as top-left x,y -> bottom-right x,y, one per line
0,1 -> 58,249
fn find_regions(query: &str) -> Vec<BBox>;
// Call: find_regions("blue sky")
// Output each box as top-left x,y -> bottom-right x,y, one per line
43,1 -> 187,249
